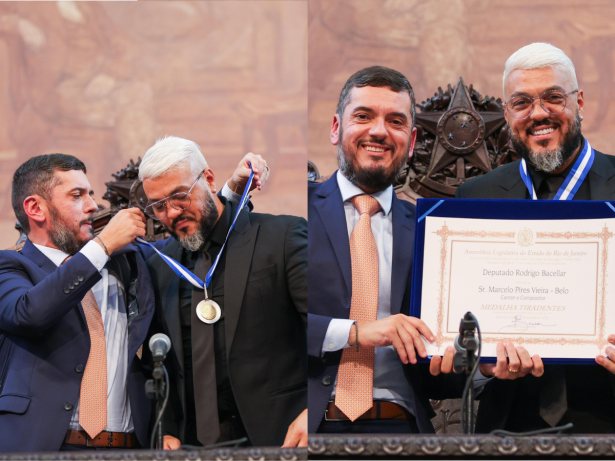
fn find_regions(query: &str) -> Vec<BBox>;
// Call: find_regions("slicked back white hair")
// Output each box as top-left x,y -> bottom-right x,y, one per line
503,43 -> 578,98
139,136 -> 208,180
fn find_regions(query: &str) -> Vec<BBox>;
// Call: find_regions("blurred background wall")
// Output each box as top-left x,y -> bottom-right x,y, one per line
308,0 -> 615,177
0,0 -> 307,249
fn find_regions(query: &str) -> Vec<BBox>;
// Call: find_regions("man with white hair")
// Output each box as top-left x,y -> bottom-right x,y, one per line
138,136 -> 307,448
451,43 -> 615,433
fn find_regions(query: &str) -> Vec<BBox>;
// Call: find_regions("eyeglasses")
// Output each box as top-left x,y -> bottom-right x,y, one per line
503,89 -> 578,120
144,171 -> 204,220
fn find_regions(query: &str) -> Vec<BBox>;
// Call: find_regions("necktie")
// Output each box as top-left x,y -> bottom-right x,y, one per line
335,195 -> 381,421
537,175 -> 564,200
62,256 -> 107,439
190,245 -> 221,445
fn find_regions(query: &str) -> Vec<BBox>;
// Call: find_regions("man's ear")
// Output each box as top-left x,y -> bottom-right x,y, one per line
23,195 -> 47,227
330,114 -> 341,146
203,168 -> 217,193
408,126 -> 417,160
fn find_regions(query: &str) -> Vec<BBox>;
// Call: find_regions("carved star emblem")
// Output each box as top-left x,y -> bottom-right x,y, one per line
415,77 -> 506,185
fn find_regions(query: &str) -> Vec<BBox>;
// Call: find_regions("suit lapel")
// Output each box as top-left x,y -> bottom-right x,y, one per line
149,239 -> 185,370
390,196 -> 414,315
21,240 -> 87,325
20,239 -> 59,275
224,209 -> 258,358
588,151 -> 615,200
314,174 -> 352,294
498,161 -> 527,198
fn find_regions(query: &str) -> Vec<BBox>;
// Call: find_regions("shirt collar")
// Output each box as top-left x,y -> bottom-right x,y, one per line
32,243 -> 69,267
336,170 -> 393,216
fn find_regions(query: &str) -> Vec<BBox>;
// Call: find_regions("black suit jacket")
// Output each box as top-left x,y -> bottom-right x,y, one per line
456,149 -> 615,432
0,241 -> 155,452
308,173 -> 463,434
146,208 -> 307,446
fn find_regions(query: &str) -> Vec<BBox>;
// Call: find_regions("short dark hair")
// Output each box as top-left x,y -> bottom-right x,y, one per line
12,154 -> 87,234
336,66 -> 416,123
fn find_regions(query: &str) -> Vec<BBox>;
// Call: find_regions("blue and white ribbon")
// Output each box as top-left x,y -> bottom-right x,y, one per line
136,166 -> 254,296
519,138 -> 595,201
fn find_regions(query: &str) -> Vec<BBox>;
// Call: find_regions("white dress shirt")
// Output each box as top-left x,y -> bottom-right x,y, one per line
33,240 -> 134,433
321,171 -> 416,414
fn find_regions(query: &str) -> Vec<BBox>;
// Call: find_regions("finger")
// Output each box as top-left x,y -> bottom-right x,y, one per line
406,316 -> 435,342
516,346 -> 533,376
282,427 -> 300,448
609,334 -> 615,345
531,354 -> 544,377
390,330 -> 410,364
441,346 -> 455,373
480,363 -> 495,377
597,354 -> 615,375
402,321 -> 427,358
126,207 -> 145,216
429,355 -> 442,376
396,323 -> 418,363
299,432 -> 307,448
494,342 -> 508,378
504,342 -> 520,375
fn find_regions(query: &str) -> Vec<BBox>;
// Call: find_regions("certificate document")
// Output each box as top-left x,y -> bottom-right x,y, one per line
419,216 -> 615,359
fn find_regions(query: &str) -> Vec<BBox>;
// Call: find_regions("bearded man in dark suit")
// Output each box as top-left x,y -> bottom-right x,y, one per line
139,136 -> 307,449
448,42 -> 615,433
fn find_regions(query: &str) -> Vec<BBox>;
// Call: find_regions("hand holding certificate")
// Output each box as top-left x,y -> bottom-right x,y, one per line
412,199 -> 615,363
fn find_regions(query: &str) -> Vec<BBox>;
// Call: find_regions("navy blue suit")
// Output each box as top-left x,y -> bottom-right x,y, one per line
308,174 -> 459,434
0,240 -> 156,452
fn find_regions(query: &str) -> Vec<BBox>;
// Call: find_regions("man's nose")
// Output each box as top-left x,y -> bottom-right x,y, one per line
528,99 -> 551,122
84,195 -> 98,213
165,202 -> 183,222
369,117 -> 388,139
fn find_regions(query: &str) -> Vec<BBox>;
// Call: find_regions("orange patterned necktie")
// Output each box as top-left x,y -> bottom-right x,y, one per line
63,256 -> 107,438
335,195 -> 381,421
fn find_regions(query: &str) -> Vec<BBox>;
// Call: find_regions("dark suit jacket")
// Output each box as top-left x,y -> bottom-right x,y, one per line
0,240 -> 155,452
308,173 -> 462,434
456,150 -> 615,201
145,208 -> 307,447
455,149 -> 615,433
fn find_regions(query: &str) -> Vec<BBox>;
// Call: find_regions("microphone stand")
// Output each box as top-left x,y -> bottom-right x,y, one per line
146,357 -> 169,449
453,312 -> 480,434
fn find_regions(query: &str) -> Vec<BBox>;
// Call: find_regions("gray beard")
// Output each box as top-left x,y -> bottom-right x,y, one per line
527,149 -> 564,173
172,191 -> 219,252
179,232 -> 205,252
511,112 -> 583,173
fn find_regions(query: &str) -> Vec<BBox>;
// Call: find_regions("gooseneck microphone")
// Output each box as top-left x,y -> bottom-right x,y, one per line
149,333 -> 171,362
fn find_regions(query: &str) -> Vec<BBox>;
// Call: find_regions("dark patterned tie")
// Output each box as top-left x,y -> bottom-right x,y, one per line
190,244 -> 221,445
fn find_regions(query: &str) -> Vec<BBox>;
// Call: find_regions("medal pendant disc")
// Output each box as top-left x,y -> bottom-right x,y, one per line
196,299 -> 221,324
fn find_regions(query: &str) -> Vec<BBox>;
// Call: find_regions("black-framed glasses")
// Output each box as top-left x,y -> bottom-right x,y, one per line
503,89 -> 578,120
144,171 -> 204,220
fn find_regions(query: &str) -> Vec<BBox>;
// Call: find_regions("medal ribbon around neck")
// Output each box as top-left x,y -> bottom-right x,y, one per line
519,138 -> 595,201
135,165 -> 254,299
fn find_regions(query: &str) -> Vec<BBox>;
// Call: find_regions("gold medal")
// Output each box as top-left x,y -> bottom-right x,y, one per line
196,299 -> 221,324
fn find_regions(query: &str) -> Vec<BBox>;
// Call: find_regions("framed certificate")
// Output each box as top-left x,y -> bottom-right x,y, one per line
411,198 -> 615,364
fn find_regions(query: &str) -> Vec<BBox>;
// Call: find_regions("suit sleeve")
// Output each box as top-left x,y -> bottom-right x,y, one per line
284,217 -> 307,326
308,313 -> 335,358
0,252 -> 102,337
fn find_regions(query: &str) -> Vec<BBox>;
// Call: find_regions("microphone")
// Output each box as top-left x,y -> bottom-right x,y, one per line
454,333 -> 478,352
149,333 -> 171,362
